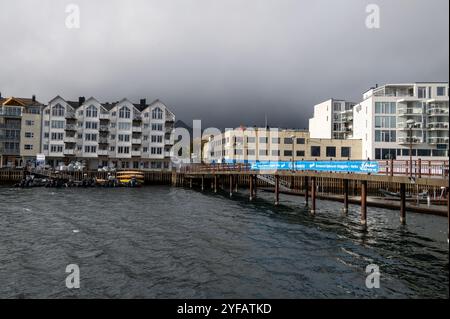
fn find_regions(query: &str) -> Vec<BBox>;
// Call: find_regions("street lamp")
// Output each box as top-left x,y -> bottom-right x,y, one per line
406,119 -> 415,178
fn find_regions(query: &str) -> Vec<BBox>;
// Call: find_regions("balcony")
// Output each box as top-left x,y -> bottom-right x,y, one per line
63,149 -> 75,156
99,113 -> 109,120
99,137 -> 108,144
65,124 -> 76,131
131,150 -> 141,156
131,138 -> 142,144
132,126 -> 142,132
99,125 -> 109,132
398,137 -> 423,145
133,114 -> 142,121
427,107 -> 449,116
397,107 -> 423,117
397,122 -> 423,130
427,122 -> 449,130
164,151 -> 173,157
64,136 -> 76,143
165,137 -> 174,145
98,150 -> 108,156
428,137 -> 449,145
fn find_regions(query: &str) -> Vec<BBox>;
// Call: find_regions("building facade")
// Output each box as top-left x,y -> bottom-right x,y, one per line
203,127 -> 362,163
0,95 -> 43,167
352,82 -> 449,160
41,96 -> 175,170
309,83 -> 449,160
309,99 -> 355,139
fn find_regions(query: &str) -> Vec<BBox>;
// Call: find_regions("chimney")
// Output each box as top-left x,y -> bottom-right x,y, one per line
78,96 -> 85,106
140,98 -> 146,108
0,92 -> 2,99
32,95 -> 36,102
375,83 -> 378,88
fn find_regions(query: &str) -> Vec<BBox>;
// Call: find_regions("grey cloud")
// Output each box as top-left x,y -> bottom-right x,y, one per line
0,0 -> 448,130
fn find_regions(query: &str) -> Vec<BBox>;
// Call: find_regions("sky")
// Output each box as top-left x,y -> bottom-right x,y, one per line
0,0 -> 448,130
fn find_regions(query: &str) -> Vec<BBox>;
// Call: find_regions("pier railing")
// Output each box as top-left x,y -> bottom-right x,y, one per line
181,160 -> 449,178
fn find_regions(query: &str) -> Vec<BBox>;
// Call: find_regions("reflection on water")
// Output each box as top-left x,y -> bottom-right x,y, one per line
0,186 -> 448,298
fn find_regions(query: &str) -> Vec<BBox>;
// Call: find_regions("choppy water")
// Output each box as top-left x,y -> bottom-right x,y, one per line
0,186 -> 448,298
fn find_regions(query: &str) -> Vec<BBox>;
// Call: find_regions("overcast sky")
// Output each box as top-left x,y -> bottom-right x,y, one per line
0,0 -> 448,129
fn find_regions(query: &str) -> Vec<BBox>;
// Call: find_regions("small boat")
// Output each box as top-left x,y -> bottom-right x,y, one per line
116,171 -> 144,187
379,188 -> 428,200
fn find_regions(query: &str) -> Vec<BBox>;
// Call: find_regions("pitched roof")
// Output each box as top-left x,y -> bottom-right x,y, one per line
1,96 -> 44,107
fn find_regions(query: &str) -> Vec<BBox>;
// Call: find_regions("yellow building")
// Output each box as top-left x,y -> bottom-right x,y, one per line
202,127 -> 362,163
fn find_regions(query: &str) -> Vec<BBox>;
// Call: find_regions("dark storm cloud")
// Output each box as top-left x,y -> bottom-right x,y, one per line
0,0 -> 448,129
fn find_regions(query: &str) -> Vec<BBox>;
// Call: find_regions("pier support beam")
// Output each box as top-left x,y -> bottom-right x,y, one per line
253,175 -> 257,199
201,175 -> 204,191
361,181 -> 367,226
234,176 -> 238,193
343,179 -> 349,214
400,183 -> 406,225
275,175 -> 280,205
214,175 -> 217,193
249,175 -> 253,201
305,176 -> 309,206
311,177 -> 316,214
189,177 -> 192,189
229,175 -> 233,197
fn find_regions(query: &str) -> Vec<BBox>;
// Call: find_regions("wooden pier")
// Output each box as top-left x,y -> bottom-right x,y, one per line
172,163 -> 450,238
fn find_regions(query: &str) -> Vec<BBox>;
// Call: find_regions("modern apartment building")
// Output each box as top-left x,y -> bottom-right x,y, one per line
352,82 -> 449,160
202,127 -> 362,163
309,82 -> 449,160
309,99 -> 356,139
0,94 -> 44,167
41,96 -> 175,170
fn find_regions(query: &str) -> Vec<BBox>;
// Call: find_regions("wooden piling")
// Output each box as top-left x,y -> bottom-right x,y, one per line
305,176 -> 309,206
275,175 -> 280,205
343,179 -> 349,214
311,177 -> 316,214
249,174 -> 253,201
214,175 -> 217,193
361,181 -> 367,225
229,175 -> 233,197
400,183 -> 406,224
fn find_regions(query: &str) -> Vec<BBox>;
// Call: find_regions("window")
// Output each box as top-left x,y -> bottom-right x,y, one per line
151,135 -> 163,143
341,147 -> 351,158
296,138 -> 305,144
50,145 -> 63,152
259,137 -> 268,143
152,107 -> 163,119
375,116 -> 396,128
247,149 -> 255,156
311,146 -> 321,157
151,147 -> 162,154
24,144 -> 33,150
44,133 -> 49,138
326,146 -> 336,157
259,149 -> 268,156
110,146 -> 115,151
284,138 -> 293,144
118,122 -> 131,130
84,133 -> 97,141
86,105 -> 98,118
119,106 -> 130,119
296,150 -> 305,157
24,132 -> 34,138
437,87 -> 446,96
25,120 -> 34,126
271,150 -> 280,156
271,137 -> 280,144
418,87 -> 426,98
43,144 -> 49,150
143,147 -> 148,152
85,121 -> 98,129
375,102 -> 396,114
333,102 -> 341,111
284,150 -> 293,156
51,132 -> 64,140
118,146 -> 130,154
375,130 -> 396,142
51,120 -> 65,129
246,137 -> 256,143
118,134 -> 130,142
84,145 -> 97,153
51,104 -> 65,117
417,149 -> 431,156
151,123 -> 163,131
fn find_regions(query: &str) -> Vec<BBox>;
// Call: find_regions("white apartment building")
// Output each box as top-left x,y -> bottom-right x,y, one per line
41,96 -> 175,169
309,99 -> 356,139
203,127 -> 362,163
352,82 -> 449,160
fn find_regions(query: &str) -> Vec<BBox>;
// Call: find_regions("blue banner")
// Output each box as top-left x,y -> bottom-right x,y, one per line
250,161 -> 379,173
